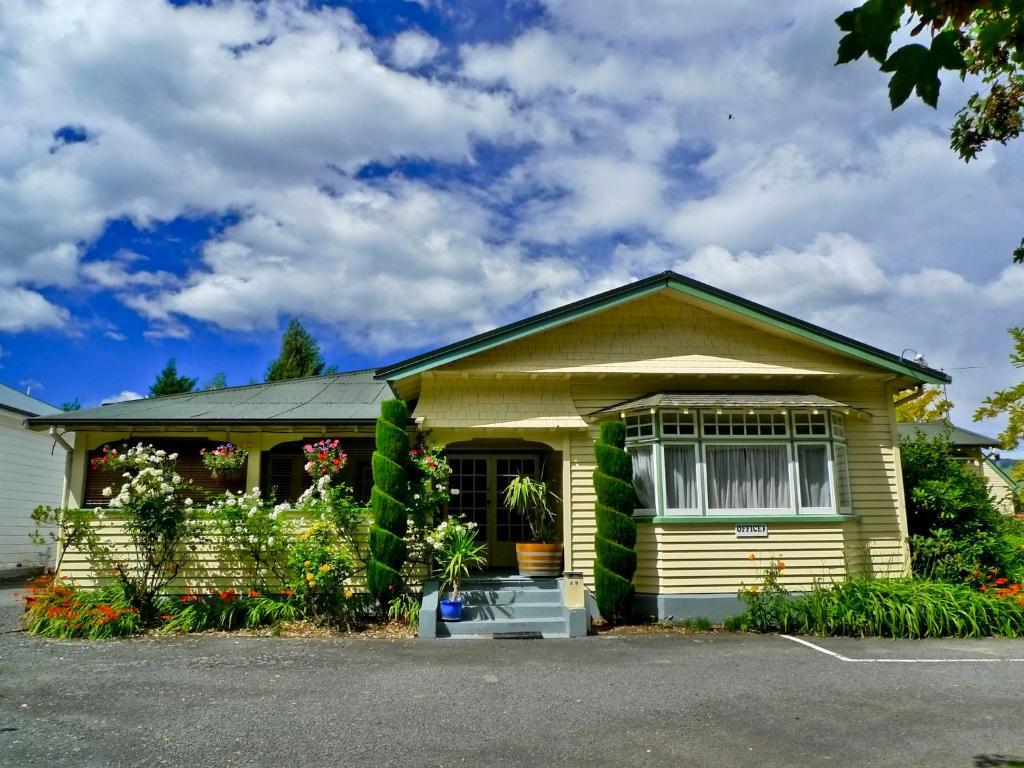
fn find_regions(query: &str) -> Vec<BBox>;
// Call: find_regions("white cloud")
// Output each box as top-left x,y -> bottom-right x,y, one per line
100,390 -> 144,405
390,30 -> 441,69
0,287 -> 69,332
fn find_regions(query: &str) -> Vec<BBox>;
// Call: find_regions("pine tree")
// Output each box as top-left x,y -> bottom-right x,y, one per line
367,399 -> 411,606
593,420 -> 637,624
149,358 -> 197,397
265,319 -> 327,381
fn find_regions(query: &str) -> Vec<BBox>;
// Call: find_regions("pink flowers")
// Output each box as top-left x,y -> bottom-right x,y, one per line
302,439 -> 347,479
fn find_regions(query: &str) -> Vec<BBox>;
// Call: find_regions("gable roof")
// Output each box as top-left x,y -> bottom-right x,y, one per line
28,370 -> 394,428
0,382 -> 58,417
895,421 -> 1001,448
591,392 -> 870,418
375,271 -> 951,384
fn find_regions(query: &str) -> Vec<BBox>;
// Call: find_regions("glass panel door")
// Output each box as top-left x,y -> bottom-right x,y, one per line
447,456 -> 490,543
493,455 -> 540,568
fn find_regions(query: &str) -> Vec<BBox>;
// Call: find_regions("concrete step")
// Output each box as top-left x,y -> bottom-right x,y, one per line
457,587 -> 561,606
436,616 -> 568,638
459,602 -> 564,620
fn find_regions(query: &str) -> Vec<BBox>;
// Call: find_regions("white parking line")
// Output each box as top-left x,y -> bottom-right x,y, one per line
780,634 -> 1024,663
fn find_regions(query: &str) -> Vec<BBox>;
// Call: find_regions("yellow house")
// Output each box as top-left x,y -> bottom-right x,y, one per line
29,271 -> 949,622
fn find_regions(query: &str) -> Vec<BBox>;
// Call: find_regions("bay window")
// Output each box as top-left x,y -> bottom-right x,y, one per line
624,409 -> 853,517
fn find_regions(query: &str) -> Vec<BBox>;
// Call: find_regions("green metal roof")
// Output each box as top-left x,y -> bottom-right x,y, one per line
0,382 -> 58,417
27,370 -> 394,428
895,421 -> 1001,448
376,271 -> 951,384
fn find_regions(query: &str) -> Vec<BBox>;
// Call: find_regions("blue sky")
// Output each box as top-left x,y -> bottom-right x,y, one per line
1,0 -> 1022,446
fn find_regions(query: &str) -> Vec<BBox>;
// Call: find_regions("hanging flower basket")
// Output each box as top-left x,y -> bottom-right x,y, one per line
201,443 -> 248,479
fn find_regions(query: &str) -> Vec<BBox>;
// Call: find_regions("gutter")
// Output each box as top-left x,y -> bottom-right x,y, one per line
49,428 -> 74,574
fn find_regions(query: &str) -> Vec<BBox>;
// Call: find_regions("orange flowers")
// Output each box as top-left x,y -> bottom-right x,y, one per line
219,589 -> 238,603
247,589 -> 261,598
777,561 -> 786,570
280,588 -> 295,597
747,553 -> 757,561
179,593 -> 199,604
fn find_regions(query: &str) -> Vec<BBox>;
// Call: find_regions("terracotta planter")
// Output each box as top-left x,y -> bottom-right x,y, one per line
515,542 -> 563,577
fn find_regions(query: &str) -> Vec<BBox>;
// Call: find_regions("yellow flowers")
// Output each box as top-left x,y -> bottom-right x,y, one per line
344,589 -> 354,599
319,563 -> 331,573
303,560 -> 312,568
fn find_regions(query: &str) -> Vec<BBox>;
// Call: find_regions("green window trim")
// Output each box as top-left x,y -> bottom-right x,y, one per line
625,408 -> 855,519
635,514 -> 857,524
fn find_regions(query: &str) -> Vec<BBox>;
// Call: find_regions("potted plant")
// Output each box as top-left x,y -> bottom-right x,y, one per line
428,517 -> 487,621
504,475 -> 563,577
201,443 -> 248,480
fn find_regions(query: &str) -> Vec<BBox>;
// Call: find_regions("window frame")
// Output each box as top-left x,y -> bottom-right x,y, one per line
624,407 -> 853,518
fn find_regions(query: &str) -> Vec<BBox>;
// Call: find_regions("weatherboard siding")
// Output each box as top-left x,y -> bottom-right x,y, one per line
563,380 -> 909,593
0,411 -> 67,576
982,460 -> 1018,515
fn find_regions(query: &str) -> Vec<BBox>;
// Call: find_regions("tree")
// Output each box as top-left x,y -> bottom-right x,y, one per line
367,399 -> 411,607
60,398 -> 82,412
592,420 -> 638,624
265,319 -> 329,381
894,385 -> 954,422
203,372 -> 228,390
974,326 -> 1024,449
148,358 -> 197,397
835,1 -> 1024,262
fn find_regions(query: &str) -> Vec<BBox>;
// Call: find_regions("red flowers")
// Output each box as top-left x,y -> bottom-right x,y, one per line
219,589 -> 238,603
90,445 -> 120,472
302,439 -> 347,479
179,593 -> 199,604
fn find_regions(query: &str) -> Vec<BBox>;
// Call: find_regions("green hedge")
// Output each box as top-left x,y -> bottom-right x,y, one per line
742,577 -> 1024,639
593,421 -> 637,623
367,399 -> 411,605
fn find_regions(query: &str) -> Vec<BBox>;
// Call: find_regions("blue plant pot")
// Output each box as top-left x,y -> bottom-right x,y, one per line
439,598 -> 463,622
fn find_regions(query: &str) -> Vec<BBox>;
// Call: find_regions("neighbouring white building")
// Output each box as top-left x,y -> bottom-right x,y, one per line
0,383 -> 69,578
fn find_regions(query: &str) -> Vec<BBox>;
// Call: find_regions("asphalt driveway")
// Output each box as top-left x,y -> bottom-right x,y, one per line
2,584 -> 1023,768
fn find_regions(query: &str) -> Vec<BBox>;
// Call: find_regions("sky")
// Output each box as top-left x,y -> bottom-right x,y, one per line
0,0 -> 1021,448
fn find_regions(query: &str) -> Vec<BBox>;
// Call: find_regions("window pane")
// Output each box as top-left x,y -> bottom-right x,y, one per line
626,413 -> 654,438
706,444 -> 790,510
664,445 -> 698,510
629,445 -> 657,510
833,443 -> 852,510
703,411 -> 788,437
661,411 -> 695,436
793,412 -> 828,436
798,444 -> 832,508
831,413 -> 846,441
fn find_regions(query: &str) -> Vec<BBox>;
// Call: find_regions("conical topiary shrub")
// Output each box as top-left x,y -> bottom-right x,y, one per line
593,420 -> 637,623
367,398 -> 411,606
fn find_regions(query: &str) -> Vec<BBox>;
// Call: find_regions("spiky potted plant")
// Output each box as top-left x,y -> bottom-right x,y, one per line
504,475 -> 563,577
429,517 -> 487,621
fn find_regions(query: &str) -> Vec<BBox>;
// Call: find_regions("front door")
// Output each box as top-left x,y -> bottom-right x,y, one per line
447,454 -> 541,568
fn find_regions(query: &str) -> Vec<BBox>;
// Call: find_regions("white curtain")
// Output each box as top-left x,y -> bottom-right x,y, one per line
664,445 -> 698,509
798,445 -> 832,508
630,446 -> 656,510
706,444 -> 790,509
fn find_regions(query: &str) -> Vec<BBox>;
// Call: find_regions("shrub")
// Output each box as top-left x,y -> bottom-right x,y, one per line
738,557 -> 792,632
900,432 -> 1024,584
738,567 -> 1024,639
593,421 -> 637,623
367,399 -> 411,606
286,521 -> 357,623
20,577 -> 140,640
387,593 -> 422,628
202,489 -> 293,588
162,590 -> 298,633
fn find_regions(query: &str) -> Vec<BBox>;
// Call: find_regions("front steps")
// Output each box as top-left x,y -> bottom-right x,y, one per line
419,575 -> 588,639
